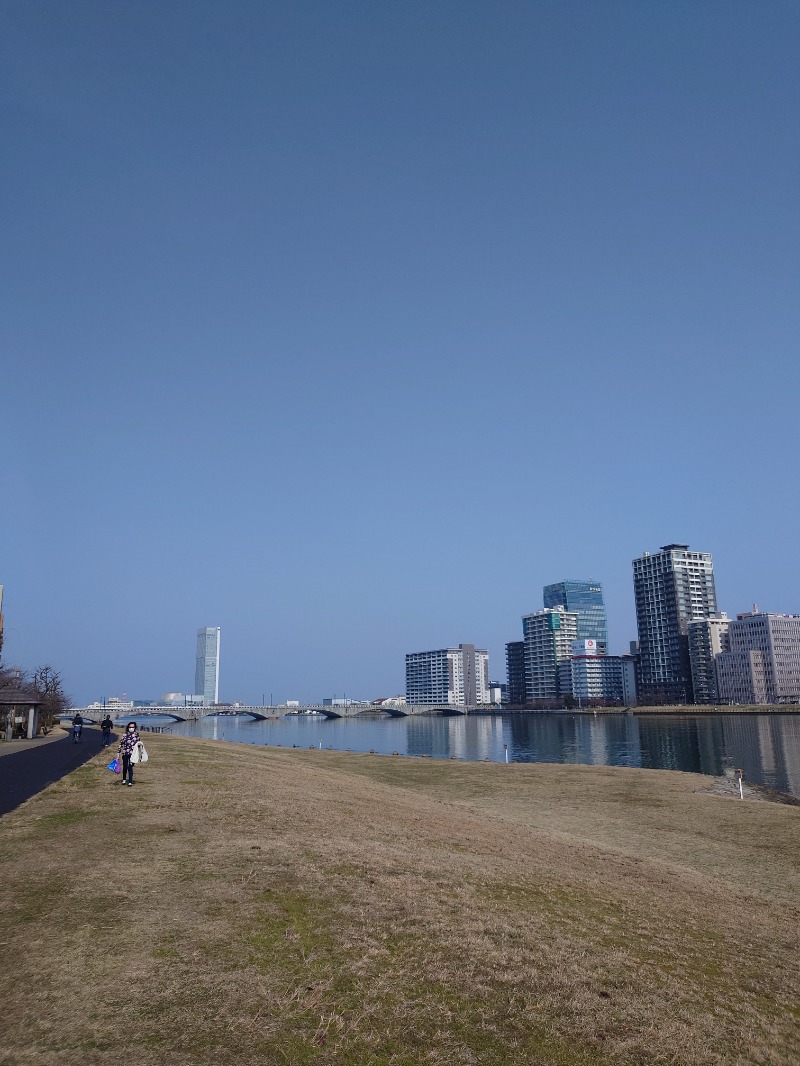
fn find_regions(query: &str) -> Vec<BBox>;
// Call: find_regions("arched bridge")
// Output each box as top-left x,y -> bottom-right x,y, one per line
67,704 -> 475,724
275,704 -> 469,720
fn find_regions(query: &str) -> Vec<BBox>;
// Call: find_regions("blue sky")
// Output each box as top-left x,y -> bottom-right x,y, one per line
2,1 -> 798,705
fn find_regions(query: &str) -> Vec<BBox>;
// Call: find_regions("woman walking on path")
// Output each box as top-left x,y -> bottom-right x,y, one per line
116,722 -> 140,787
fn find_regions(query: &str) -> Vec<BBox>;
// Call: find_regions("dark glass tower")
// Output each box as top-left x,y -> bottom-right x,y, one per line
543,580 -> 608,652
505,641 -> 527,706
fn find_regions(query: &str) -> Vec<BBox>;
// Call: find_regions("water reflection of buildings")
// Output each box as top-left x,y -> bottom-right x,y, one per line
636,716 -> 710,775
405,714 -> 506,761
715,714 -> 800,795
506,715 -> 599,765
504,712 -> 800,796
406,715 -> 453,759
450,715 -> 504,762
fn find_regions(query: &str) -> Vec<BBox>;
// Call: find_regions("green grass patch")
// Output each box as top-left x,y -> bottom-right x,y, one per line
36,809 -> 94,831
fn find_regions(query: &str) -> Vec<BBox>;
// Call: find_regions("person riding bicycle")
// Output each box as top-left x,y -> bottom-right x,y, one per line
72,712 -> 84,743
100,714 -> 113,746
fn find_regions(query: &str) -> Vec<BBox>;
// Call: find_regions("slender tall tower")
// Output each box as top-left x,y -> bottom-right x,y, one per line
632,545 -> 716,705
195,627 -> 220,705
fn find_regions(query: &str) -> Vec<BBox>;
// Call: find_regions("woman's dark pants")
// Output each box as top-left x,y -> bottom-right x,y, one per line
122,754 -> 134,784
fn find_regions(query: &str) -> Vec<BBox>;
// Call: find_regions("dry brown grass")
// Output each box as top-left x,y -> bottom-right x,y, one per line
1,735 -> 798,1066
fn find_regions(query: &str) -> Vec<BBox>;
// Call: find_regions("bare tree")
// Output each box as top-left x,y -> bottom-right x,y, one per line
0,663 -> 23,690
31,666 -> 72,733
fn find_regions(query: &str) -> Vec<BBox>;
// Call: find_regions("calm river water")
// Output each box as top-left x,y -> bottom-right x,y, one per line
146,712 -> 800,797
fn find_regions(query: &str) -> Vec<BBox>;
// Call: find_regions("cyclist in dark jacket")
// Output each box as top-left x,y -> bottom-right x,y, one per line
71,713 -> 84,743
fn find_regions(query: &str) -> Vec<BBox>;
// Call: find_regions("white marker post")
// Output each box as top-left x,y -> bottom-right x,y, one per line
504,743 -> 509,764
736,768 -> 744,800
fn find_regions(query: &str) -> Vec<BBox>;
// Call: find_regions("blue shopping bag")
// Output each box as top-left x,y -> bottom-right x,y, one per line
107,758 -> 120,774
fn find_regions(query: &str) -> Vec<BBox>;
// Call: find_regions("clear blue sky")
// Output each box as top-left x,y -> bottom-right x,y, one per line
2,1 -> 798,705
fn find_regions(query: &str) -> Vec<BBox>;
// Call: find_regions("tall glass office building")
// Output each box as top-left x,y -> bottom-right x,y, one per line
543,580 -> 608,651
195,626 -> 220,706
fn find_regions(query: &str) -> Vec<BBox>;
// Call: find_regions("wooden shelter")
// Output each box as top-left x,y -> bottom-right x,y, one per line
0,688 -> 42,741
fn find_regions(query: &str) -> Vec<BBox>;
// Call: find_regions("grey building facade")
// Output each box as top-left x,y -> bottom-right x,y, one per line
715,612 -> 800,705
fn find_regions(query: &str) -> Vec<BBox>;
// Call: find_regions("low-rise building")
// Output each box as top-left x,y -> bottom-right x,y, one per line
487,682 -> 506,705
557,640 -> 625,703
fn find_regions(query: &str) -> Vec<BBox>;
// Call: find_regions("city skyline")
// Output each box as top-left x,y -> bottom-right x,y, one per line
1,538 -> 797,706
2,3 -> 799,705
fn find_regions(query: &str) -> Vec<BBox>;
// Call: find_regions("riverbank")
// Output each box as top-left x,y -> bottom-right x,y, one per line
495,704 -> 800,715
1,735 -> 798,1065
631,704 -> 800,715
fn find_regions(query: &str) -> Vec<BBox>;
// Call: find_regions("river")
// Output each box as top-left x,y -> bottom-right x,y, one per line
131,711 -> 800,797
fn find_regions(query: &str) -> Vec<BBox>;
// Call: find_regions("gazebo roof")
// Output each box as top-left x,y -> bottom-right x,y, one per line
0,688 -> 42,706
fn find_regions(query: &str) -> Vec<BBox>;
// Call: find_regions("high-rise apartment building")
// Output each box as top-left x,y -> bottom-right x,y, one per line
505,641 -> 527,705
195,627 -> 220,706
522,607 -> 578,701
632,544 -> 717,704
687,614 -> 729,704
405,645 -> 489,706
715,612 -> 800,705
543,580 -> 608,651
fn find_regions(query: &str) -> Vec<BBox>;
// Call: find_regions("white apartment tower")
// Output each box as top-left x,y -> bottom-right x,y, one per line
195,626 -> 220,706
522,607 -> 578,701
405,644 -> 490,706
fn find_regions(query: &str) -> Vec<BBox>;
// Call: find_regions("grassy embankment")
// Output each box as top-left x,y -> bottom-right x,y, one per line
1,735 -> 799,1066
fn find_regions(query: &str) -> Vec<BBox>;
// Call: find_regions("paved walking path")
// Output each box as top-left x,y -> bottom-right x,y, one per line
0,727 -> 115,817
0,729 -> 66,758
